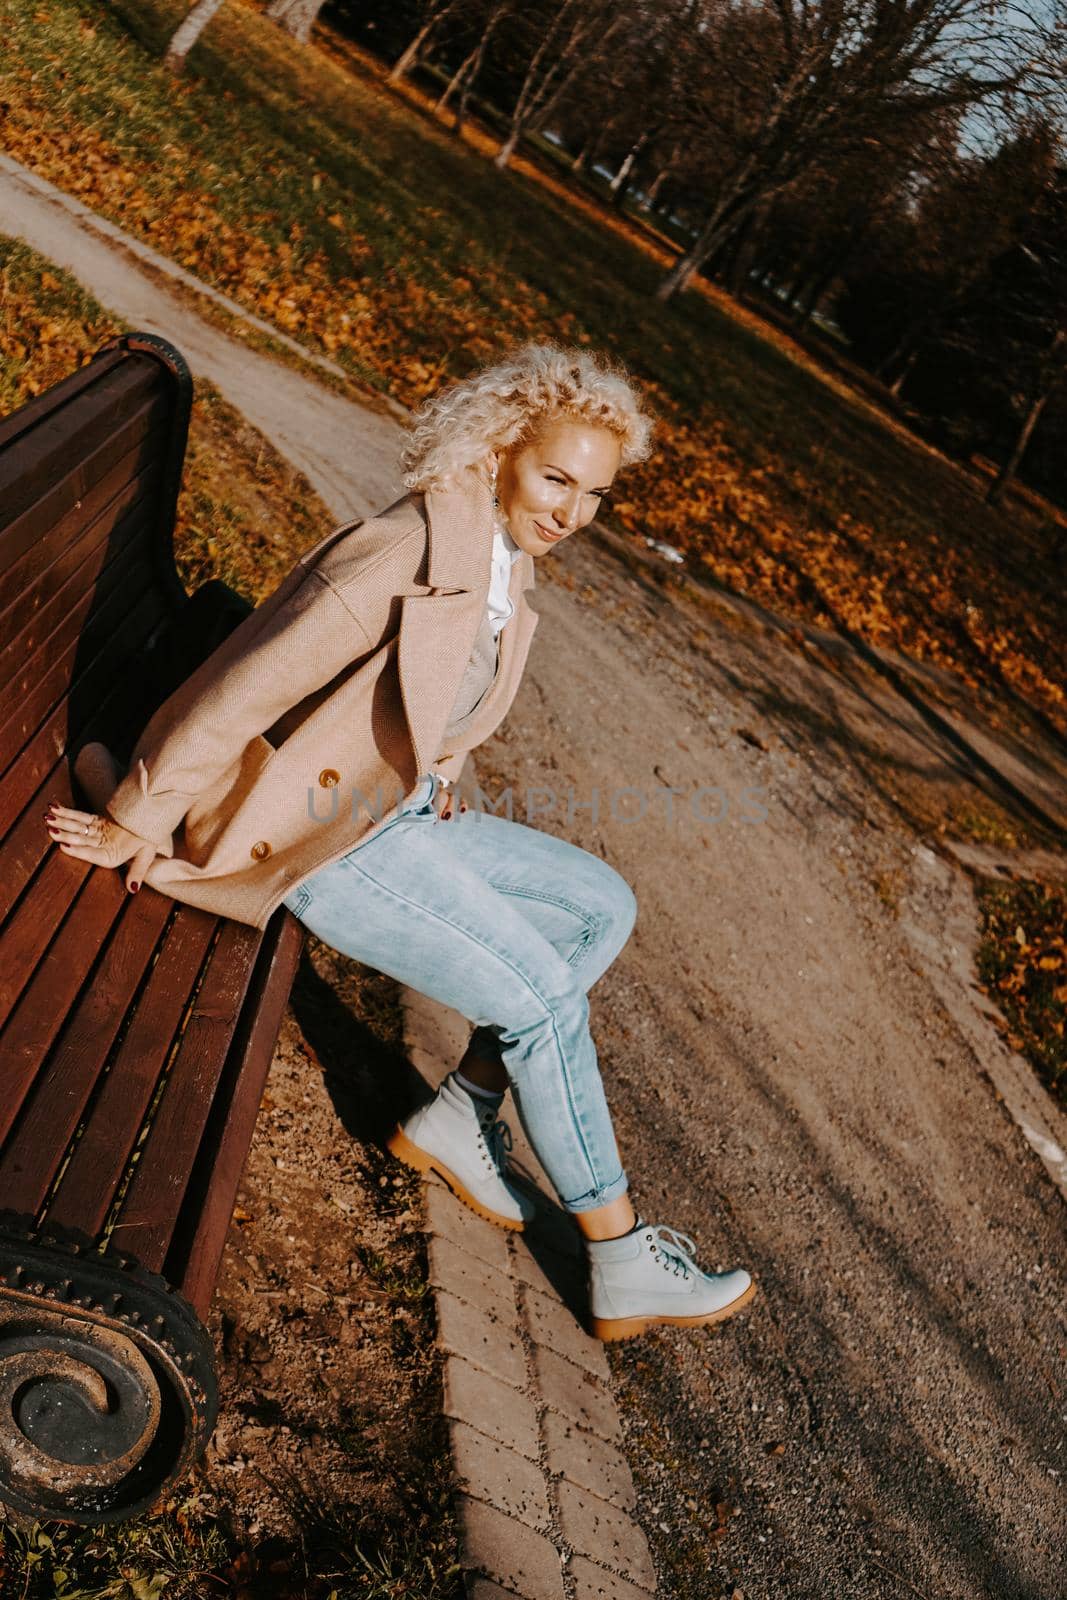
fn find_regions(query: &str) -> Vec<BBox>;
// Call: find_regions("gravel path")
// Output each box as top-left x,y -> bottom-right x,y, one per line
8,154 -> 1065,1598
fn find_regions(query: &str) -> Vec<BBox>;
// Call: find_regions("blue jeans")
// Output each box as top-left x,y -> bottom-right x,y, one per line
282,773 -> 635,1212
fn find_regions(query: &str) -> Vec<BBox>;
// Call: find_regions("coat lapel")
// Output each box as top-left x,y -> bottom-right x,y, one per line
396,467 -> 538,775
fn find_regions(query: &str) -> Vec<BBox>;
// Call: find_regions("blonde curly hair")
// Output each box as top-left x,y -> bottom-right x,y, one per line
399,342 -> 654,491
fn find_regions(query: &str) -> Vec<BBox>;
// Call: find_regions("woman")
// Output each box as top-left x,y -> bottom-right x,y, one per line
45,344 -> 755,1342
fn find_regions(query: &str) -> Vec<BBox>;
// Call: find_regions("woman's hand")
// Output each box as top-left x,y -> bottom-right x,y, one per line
45,803 -> 158,893
432,781 -> 468,821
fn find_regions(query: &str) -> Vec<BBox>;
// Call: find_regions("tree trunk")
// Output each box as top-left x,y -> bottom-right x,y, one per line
571,136 -> 594,173
773,255 -> 811,308
655,181 -> 759,301
876,324 -> 919,382
987,388 -> 1052,505
163,0 -> 227,70
572,112 -> 619,176
726,210 -> 765,298
708,204 -> 765,292
608,132 -> 648,207
494,129 -> 520,169
794,259 -> 838,325
450,4 -> 512,133
437,47 -> 475,112
888,346 -> 920,398
266,0 -> 325,44
389,4 -> 457,84
532,13 -> 624,142
987,331 -> 1067,506
453,70 -> 475,133
703,229 -> 737,282
643,159 -> 674,210
494,0 -> 587,170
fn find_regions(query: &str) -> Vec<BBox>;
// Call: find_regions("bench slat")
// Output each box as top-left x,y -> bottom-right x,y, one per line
107,920 -> 265,1271
0,429 -> 167,635
170,911 -> 303,1317
0,346 -> 127,453
0,887 -> 175,1214
0,566 -> 162,821
0,362 -> 164,538
0,509 -> 165,764
0,463 -> 164,697
0,631 -> 165,968
0,865 -> 128,1145
42,909 -> 220,1239
0,397 -> 171,616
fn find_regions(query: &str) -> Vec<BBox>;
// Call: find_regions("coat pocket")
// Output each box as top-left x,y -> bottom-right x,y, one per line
181,734 -> 276,863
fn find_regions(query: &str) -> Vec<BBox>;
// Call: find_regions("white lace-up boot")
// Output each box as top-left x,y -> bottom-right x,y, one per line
586,1220 -> 756,1341
387,1074 -> 537,1230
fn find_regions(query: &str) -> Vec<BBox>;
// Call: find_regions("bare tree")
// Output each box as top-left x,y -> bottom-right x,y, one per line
655,0 -> 1064,301
527,5 -> 631,144
543,0 -> 710,209
266,0 -> 327,43
163,0 -> 227,71
748,108 -> 955,317
389,0 -> 465,83
493,0 -> 616,169
990,327 -> 1067,501
875,121 -> 1059,390
436,0 -> 519,133
983,168 -> 1067,503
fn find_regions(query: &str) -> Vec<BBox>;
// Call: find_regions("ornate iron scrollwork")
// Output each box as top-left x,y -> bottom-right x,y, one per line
0,1216 -> 217,1524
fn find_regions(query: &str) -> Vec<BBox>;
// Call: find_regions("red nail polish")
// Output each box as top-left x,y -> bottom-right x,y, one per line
130,882 -> 139,893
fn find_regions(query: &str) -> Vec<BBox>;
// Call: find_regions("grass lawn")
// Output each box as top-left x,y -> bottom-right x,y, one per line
0,233 -> 327,599
976,874 -> 1067,1108
1,0 -> 1064,750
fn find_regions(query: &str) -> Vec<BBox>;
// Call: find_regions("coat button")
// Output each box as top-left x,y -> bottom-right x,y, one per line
318,768 -> 341,787
250,840 -> 272,861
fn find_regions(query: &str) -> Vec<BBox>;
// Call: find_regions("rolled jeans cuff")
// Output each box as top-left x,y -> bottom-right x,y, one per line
559,1169 -> 630,1215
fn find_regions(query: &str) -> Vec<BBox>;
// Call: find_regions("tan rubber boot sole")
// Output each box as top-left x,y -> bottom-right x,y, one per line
590,1277 -> 758,1342
386,1124 -> 526,1231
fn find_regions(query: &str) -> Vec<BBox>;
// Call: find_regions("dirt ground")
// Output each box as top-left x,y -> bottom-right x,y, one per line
463,534 -> 1066,1600
189,950 -> 461,1589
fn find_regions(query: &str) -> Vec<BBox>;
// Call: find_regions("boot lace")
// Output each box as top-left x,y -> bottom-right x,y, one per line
475,1105 -> 512,1175
486,1117 -> 513,1174
646,1225 -> 698,1280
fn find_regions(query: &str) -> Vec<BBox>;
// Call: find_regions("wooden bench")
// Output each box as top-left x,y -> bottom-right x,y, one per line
0,333 -> 304,1525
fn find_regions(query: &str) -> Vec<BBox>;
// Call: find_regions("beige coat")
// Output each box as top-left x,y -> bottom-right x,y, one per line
103,466 -> 540,929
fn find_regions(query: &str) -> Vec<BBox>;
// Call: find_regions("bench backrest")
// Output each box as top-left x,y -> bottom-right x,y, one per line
0,334 -> 212,1255
0,331 -> 192,793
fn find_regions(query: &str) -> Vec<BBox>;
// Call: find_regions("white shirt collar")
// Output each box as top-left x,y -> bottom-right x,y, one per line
487,519 -> 521,636
495,519 -> 521,561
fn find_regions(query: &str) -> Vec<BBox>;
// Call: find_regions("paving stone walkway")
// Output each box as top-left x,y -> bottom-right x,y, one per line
402,986 -> 658,1600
